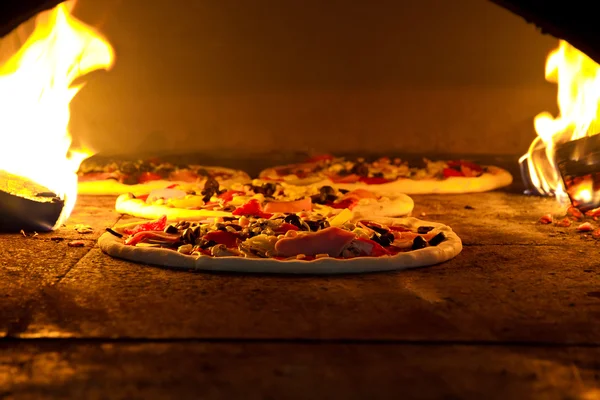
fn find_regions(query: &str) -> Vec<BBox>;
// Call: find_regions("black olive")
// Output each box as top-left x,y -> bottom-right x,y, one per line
417,226 -> 435,234
428,232 -> 446,246
284,214 -> 304,229
337,169 -> 350,176
320,186 -> 337,202
177,221 -> 191,230
187,190 -> 196,195
120,161 -> 139,175
411,236 -> 428,250
121,174 -> 140,185
164,225 -> 179,234
201,177 -> 220,202
196,168 -> 209,176
338,189 -> 349,194
351,162 -> 369,177
197,239 -> 217,249
371,232 -> 394,247
182,227 -> 201,244
305,219 -> 329,232
373,172 -> 384,178
363,222 -> 388,235
450,164 -> 462,172
227,224 -> 242,231
138,161 -> 153,172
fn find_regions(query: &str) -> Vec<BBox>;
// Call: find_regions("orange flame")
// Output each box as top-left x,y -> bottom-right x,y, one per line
0,2 -> 114,228
521,40 -> 600,204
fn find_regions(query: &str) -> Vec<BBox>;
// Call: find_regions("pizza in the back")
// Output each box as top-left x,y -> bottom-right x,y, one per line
114,179 -> 414,221
99,212 -> 462,274
259,155 -> 513,194
78,158 -> 250,195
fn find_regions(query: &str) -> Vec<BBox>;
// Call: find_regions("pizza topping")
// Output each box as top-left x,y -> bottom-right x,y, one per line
263,197 -> 312,213
124,215 -> 167,235
274,227 -> 356,257
118,211 -> 450,260
411,236 -> 428,250
146,188 -> 187,204
428,232 -> 446,246
233,199 -> 274,219
417,226 -> 435,234
125,230 -> 180,246
203,230 -> 239,248
539,214 -> 553,224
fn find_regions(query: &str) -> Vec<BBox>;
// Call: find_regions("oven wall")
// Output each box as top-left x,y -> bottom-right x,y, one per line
69,0 -> 558,157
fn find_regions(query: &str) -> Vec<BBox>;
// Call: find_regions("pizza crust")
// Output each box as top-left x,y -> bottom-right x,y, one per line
98,217 -> 462,274
115,193 -> 233,221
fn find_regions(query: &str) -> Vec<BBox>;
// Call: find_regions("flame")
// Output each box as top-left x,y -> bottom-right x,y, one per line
0,1 -> 114,228
521,40 -> 600,203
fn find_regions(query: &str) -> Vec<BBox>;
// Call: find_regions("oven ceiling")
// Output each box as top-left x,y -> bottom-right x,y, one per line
0,0 -> 598,65
490,0 -> 600,65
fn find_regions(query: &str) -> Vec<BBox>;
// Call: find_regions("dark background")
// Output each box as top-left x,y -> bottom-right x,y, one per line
62,0 -> 559,157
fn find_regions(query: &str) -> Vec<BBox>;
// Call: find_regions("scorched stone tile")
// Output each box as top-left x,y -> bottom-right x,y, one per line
21,245 -> 600,343
52,195 -> 121,240
1,341 -> 598,400
0,235 -> 90,337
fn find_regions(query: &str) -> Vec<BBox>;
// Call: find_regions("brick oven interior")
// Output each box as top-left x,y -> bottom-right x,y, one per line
1,0 -> 600,398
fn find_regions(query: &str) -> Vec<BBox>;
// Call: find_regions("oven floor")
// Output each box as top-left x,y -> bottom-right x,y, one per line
1,191 -> 600,399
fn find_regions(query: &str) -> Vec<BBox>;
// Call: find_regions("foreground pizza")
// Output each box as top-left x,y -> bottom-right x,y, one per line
259,155 -> 513,194
78,158 -> 250,195
99,213 -> 462,274
114,179 -> 415,221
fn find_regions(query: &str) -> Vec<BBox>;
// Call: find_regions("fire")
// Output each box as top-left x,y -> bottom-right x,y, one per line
0,1 -> 114,228
521,40 -> 600,205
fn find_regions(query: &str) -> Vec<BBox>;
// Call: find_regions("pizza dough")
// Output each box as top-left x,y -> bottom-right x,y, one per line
114,189 -> 415,221
259,157 -> 513,194
98,217 -> 462,274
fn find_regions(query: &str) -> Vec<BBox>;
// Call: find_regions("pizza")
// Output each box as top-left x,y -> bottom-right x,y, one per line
77,158 -> 250,195
259,155 -> 513,194
98,212 -> 462,274
114,179 -> 415,221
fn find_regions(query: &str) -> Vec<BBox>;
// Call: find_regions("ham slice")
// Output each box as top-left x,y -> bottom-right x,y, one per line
263,197 -> 312,213
275,227 -> 355,257
342,189 -> 378,200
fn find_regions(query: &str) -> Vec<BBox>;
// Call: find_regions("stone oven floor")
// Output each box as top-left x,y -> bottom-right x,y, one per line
2,189 -> 600,398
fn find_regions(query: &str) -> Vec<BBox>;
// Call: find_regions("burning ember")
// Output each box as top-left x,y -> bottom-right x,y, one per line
0,1 -> 114,230
521,40 -> 600,210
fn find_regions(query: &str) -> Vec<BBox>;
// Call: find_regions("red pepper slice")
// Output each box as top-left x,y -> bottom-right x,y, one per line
203,230 -> 239,248
443,168 -> 464,178
328,198 -> 359,210
447,160 -> 483,173
355,238 -> 390,257
136,194 -> 149,202
138,172 -> 163,184
359,176 -> 393,185
217,190 -> 245,203
124,215 -> 167,235
274,223 -> 300,234
232,199 -> 273,218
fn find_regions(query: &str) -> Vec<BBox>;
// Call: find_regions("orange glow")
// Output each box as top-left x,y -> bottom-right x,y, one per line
521,40 -> 600,203
0,2 -> 114,227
